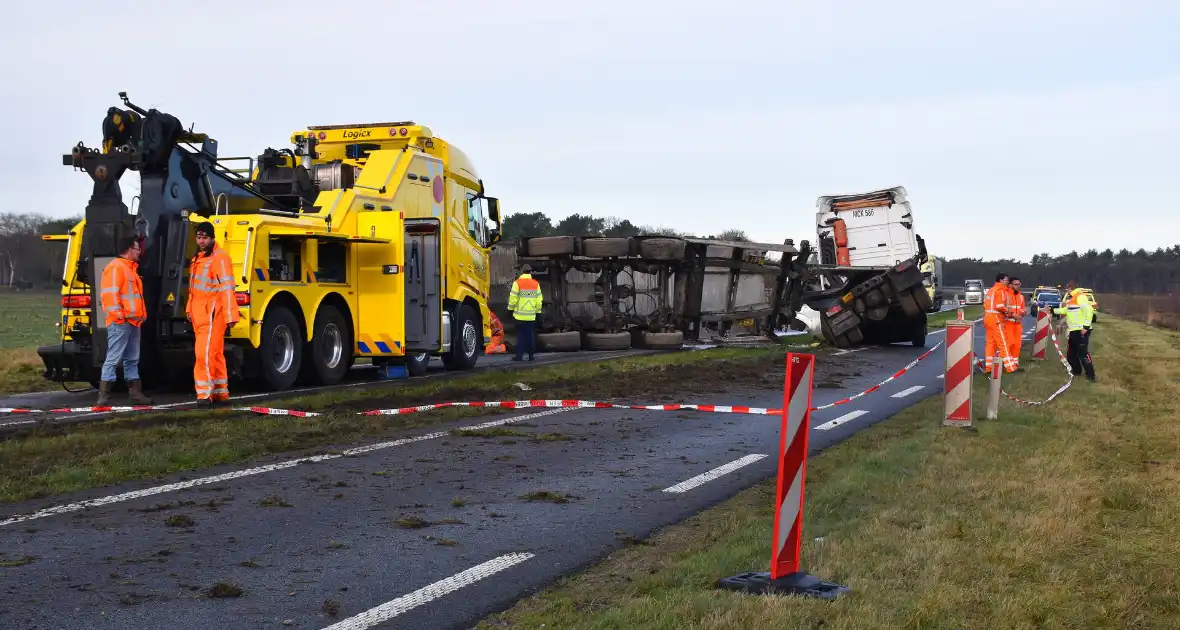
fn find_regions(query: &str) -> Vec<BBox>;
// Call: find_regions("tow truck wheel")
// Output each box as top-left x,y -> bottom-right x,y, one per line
406,352 -> 429,376
259,306 -> 303,391
442,304 -> 480,371
306,305 -> 350,386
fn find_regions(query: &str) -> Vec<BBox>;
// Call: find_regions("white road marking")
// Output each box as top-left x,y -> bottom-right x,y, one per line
815,410 -> 868,431
937,374 -> 944,379
662,454 -> 767,493
0,408 -> 571,528
320,552 -> 535,630
891,385 -> 925,398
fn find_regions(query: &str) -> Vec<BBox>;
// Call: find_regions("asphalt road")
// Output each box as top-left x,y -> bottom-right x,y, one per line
0,316 -> 1039,630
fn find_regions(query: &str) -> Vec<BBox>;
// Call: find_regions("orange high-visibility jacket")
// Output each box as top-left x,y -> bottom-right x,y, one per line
1008,290 -> 1026,322
186,243 -> 238,324
100,257 -> 146,327
983,282 -> 1010,328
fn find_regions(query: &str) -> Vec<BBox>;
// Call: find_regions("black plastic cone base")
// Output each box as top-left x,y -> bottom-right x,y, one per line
716,571 -> 850,600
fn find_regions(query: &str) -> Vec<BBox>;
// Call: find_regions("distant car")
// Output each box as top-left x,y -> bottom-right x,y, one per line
964,279 -> 984,305
1030,288 -> 1062,318
1078,288 -> 1099,322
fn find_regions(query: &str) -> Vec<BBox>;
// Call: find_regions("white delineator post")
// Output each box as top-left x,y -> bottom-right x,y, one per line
943,320 -> 974,427
716,352 -> 849,600
986,352 -> 1002,420
1032,308 -> 1050,360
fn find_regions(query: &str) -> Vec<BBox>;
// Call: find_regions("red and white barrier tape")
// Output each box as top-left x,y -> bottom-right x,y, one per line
2,343 -> 945,418
810,340 -> 944,411
972,322 -> 1074,406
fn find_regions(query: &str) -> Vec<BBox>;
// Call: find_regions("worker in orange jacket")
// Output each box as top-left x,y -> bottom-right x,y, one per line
97,236 -> 153,406
485,310 -> 507,354
186,221 -> 239,406
983,272 -> 1015,374
1005,277 -> 1026,371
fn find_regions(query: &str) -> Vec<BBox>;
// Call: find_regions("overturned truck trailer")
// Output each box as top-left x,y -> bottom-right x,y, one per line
491,232 -> 932,351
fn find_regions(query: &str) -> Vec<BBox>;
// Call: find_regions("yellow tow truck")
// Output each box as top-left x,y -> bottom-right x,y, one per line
39,92 -> 501,391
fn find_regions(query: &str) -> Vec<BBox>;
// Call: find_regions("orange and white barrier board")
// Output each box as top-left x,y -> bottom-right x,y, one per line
943,320 -> 975,427
1032,308 -> 1050,360
716,352 -> 849,599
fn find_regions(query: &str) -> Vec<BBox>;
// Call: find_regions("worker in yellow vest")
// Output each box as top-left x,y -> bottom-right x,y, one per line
1053,281 -> 1096,382
508,265 -> 543,362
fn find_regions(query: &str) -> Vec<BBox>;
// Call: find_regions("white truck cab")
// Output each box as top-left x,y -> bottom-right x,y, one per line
964,279 -> 984,304
816,186 -> 921,268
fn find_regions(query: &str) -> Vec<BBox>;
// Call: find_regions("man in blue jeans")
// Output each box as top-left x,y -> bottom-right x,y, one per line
96,236 -> 153,406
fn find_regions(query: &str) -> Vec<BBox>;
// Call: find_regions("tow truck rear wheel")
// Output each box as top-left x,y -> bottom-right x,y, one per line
406,352 -> 430,377
305,304 -> 350,386
442,304 -> 480,371
259,305 -> 303,391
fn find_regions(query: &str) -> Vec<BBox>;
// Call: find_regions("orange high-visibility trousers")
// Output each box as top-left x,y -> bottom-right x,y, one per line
192,304 -> 230,401
983,315 -> 1014,373
1005,321 -> 1022,369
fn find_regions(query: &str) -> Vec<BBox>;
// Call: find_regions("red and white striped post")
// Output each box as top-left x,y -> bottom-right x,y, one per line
943,320 -> 975,428
1031,308 -> 1050,360
716,352 -> 849,600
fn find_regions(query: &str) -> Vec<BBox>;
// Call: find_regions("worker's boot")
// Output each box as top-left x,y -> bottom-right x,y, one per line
127,380 -> 153,406
96,381 -> 113,407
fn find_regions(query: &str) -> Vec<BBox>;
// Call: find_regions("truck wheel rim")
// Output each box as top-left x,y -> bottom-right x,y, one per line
462,321 -> 477,357
322,323 -> 343,370
271,326 -> 295,374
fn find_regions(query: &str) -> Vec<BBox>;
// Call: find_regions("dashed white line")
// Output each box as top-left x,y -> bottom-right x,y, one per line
937,374 -> 944,379
0,408 -> 572,528
891,385 -> 925,398
815,410 -> 868,431
662,454 -> 768,493
320,552 -> 535,629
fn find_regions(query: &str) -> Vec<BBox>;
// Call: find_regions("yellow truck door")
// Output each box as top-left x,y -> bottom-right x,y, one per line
354,211 -> 407,357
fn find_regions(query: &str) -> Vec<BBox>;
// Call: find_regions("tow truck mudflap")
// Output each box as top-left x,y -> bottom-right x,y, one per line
37,341 -> 96,385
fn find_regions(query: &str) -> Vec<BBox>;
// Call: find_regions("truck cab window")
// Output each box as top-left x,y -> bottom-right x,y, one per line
466,193 -> 487,247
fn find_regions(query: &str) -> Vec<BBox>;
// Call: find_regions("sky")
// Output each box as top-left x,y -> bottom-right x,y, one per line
1,0 -> 1177,261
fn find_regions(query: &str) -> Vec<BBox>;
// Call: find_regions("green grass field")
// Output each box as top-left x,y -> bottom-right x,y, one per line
480,316 -> 1180,630
0,291 -> 62,394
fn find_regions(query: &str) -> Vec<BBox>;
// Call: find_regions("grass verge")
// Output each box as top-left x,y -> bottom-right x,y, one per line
0,346 -> 790,504
479,315 -> 1180,629
0,291 -> 68,395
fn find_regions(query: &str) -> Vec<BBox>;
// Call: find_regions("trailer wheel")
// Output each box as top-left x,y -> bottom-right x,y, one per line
638,330 -> 684,350
259,305 -> 303,391
406,352 -> 429,377
526,236 -> 577,257
581,237 -> 631,258
638,238 -> 686,261
306,304 -> 351,386
583,331 -> 631,351
442,304 -> 480,371
536,331 -> 581,352
898,292 -> 921,318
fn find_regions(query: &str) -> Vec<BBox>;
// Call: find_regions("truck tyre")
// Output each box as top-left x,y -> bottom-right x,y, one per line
442,304 -> 480,371
405,352 -> 429,377
910,287 -> 934,312
638,238 -> 686,261
259,305 -> 303,391
306,304 -> 351,386
526,236 -> 576,257
911,320 -> 927,347
581,237 -> 631,258
583,331 -> 631,351
638,330 -> 684,350
898,292 -> 921,318
536,331 -> 581,352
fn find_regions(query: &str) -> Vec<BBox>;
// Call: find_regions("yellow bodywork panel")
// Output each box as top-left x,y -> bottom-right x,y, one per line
355,211 -> 406,356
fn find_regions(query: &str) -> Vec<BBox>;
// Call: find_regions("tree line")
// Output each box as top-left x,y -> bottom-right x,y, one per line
4,210 -> 1177,295
942,248 -> 1180,295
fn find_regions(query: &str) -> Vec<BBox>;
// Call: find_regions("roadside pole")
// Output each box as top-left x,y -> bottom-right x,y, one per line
716,352 -> 849,600
986,352 -> 1001,420
1032,308 -> 1049,360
